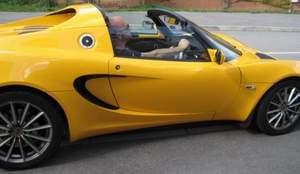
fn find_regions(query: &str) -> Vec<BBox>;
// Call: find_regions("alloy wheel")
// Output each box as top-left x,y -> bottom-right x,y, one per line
267,87 -> 300,130
0,101 -> 52,163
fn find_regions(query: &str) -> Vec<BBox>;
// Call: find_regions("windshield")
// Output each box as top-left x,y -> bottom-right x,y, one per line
189,22 -> 242,61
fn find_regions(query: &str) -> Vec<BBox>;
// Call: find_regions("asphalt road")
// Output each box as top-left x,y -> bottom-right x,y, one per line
5,123 -> 300,174
1,13 -> 300,174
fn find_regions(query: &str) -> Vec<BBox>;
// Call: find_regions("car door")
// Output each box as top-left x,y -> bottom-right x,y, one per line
109,57 -> 240,120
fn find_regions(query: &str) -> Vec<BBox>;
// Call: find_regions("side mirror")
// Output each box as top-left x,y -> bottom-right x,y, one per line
207,49 -> 226,65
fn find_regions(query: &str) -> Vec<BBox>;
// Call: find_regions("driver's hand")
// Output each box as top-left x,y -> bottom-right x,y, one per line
178,39 -> 190,50
142,38 -> 190,58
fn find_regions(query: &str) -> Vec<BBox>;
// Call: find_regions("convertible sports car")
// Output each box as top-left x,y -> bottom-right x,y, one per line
0,3 -> 299,170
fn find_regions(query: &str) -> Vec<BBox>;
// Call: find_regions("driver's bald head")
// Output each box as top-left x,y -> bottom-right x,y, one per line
109,16 -> 128,28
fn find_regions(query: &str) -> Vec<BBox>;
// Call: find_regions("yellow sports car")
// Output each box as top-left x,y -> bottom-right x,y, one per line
0,3 -> 299,170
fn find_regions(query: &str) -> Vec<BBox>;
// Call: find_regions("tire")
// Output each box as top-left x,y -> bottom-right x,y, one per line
0,90 -> 64,170
257,80 -> 300,135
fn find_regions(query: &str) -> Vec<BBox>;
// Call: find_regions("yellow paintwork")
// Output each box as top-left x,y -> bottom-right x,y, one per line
1,4 -> 300,142
137,32 -> 164,39
207,49 -> 225,64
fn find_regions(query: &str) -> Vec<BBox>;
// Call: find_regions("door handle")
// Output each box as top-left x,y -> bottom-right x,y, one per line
115,65 -> 121,70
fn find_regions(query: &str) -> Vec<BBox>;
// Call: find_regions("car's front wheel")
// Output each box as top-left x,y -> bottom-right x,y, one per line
0,90 -> 64,170
257,80 -> 300,135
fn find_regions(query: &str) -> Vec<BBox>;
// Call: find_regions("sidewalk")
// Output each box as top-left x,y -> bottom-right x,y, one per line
0,12 -> 43,23
1,11 -> 300,32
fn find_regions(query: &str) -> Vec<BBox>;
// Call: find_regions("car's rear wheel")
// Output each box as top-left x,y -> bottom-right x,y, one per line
257,80 -> 300,135
0,91 -> 64,170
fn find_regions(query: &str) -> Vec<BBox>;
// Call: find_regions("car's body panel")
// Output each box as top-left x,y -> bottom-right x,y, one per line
109,57 -> 241,115
0,4 -> 114,92
1,4 -> 300,142
49,90 -> 218,141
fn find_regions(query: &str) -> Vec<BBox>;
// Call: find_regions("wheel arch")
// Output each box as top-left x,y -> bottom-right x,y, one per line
243,76 -> 300,127
0,84 -> 70,141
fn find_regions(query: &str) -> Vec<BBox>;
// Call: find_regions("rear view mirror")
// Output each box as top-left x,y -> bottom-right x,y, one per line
163,16 -> 178,25
207,49 -> 225,65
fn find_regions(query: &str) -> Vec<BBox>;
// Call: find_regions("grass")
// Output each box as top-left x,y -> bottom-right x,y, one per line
244,0 -> 291,9
106,3 -> 298,14
0,2 -> 61,12
0,2 -> 298,14
106,3 -> 173,12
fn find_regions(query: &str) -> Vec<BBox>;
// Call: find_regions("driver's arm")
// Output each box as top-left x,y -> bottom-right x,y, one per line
142,39 -> 190,58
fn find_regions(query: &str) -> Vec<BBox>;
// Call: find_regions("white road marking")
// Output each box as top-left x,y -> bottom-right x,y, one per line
266,52 -> 300,55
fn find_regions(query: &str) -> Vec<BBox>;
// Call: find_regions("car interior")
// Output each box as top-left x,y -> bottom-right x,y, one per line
107,10 -> 211,61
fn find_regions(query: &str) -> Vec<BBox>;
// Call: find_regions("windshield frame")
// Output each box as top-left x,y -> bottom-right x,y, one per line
146,9 -> 242,61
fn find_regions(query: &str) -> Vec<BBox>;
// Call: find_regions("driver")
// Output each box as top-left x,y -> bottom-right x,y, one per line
109,16 -> 190,59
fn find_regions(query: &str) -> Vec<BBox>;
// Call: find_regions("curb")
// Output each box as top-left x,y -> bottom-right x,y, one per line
203,25 -> 300,32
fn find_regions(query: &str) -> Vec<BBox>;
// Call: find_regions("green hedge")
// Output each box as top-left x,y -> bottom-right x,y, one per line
245,0 -> 291,8
0,0 -> 56,7
0,0 -> 63,11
